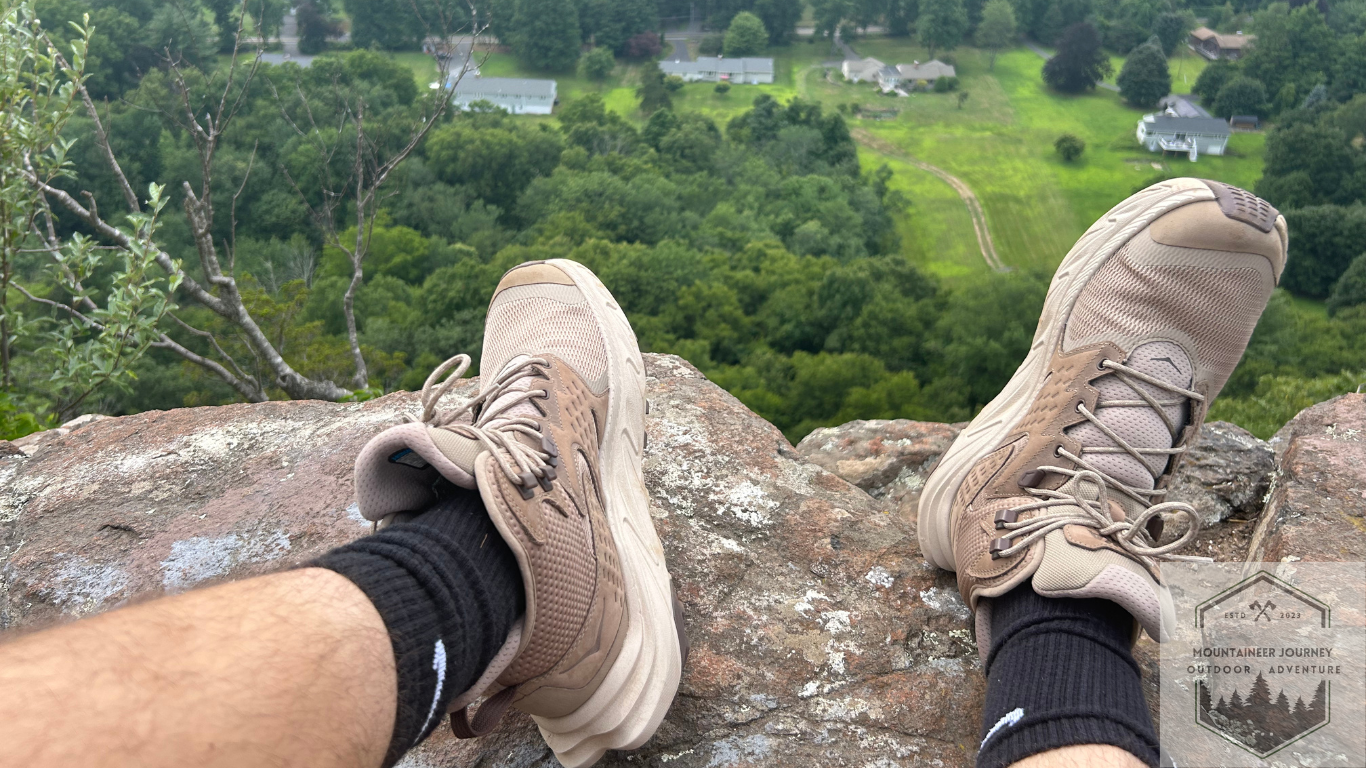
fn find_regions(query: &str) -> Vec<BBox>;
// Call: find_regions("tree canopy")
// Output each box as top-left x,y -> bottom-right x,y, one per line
1043,22 -> 1112,93
1116,39 -> 1170,109
919,0 -> 970,57
723,11 -> 769,56
975,0 -> 1018,69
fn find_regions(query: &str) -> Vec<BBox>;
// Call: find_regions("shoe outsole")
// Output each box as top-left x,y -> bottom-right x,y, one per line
526,259 -> 683,768
916,178 -> 1221,572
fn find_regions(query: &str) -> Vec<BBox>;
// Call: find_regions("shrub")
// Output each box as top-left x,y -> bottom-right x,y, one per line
698,32 -> 723,55
1055,133 -> 1086,161
714,82 -> 731,94
933,75 -> 959,92
664,74 -> 685,92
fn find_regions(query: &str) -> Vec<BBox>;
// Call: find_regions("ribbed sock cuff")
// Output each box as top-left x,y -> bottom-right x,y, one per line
976,584 -> 1158,768
314,483 -> 523,767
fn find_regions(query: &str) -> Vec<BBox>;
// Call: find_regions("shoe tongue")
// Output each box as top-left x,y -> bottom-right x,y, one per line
1063,341 -> 1193,493
483,355 -> 545,423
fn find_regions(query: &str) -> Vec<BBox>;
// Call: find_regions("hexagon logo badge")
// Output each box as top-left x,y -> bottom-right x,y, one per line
1192,572 -> 1332,757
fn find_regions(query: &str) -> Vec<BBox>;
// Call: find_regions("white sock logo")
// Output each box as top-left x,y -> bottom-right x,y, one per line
418,639 -> 448,740
981,707 -> 1024,749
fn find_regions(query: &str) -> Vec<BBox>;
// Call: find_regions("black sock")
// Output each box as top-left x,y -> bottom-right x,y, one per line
314,482 -> 524,767
976,584 -> 1158,768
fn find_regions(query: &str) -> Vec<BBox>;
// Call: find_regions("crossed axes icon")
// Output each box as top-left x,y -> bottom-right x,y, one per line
1249,600 -> 1277,622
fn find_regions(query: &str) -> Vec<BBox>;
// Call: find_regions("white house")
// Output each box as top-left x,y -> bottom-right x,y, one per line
659,57 -> 774,84
1136,113 -> 1231,160
842,57 -> 885,83
452,76 -> 557,115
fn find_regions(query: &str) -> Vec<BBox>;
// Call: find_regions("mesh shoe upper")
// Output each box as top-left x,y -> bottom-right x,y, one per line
947,180 -> 1287,648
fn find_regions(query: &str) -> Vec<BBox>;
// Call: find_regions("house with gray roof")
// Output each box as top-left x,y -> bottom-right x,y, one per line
896,59 -> 956,86
659,57 -> 774,84
1136,113 -> 1231,160
451,76 -> 557,115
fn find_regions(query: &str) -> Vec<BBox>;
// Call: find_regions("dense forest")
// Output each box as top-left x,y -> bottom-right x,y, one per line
1,0 -> 1364,445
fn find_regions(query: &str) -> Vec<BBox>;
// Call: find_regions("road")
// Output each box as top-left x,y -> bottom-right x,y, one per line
852,129 -> 1008,272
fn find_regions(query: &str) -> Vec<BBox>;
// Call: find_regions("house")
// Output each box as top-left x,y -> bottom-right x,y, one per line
1136,113 -> 1231,160
659,57 -> 774,84
1189,27 -> 1255,60
896,60 -> 956,88
841,57 -> 886,83
452,76 -> 557,115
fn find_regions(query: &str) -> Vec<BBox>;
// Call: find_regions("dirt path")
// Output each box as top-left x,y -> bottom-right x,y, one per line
852,128 -> 1008,271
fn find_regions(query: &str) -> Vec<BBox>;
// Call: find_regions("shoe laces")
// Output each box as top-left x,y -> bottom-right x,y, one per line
410,354 -> 560,497
990,358 -> 1212,567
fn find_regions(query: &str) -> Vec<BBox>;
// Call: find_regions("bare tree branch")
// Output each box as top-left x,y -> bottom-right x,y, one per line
167,311 -> 253,384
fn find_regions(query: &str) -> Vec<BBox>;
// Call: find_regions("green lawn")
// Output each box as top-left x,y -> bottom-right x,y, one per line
835,44 -> 1262,278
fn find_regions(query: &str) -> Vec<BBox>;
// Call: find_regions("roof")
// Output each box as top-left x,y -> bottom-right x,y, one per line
896,60 -> 956,80
661,56 -> 774,76
1190,26 -> 1254,49
842,57 -> 885,77
1140,114 -> 1231,136
452,76 -> 556,99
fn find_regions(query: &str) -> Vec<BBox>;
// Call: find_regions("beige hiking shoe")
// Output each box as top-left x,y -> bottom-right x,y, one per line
917,179 -> 1287,653
352,259 -> 685,767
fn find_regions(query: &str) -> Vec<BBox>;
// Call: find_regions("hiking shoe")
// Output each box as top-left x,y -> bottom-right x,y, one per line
917,179 -> 1287,652
352,259 -> 685,767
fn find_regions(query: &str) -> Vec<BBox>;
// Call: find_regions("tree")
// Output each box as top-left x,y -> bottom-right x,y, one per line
637,61 -> 672,114
1214,76 -> 1268,118
578,46 -> 616,80
753,0 -> 803,44
2,2 -> 485,405
1117,41 -> 1171,109
1328,253 -> 1366,315
297,0 -> 342,55
1242,5 -> 1334,107
1055,133 -> 1085,161
920,0 -> 969,58
510,0 -> 583,71
1278,206 -> 1366,297
342,0 -> 429,49
975,0 -> 1017,70
698,32 -> 723,54
1192,58 -> 1237,105
1043,23 -> 1112,93
812,0 -> 851,39
623,30 -> 662,58
724,11 -> 769,56
1152,11 -> 1190,56
886,0 -> 918,36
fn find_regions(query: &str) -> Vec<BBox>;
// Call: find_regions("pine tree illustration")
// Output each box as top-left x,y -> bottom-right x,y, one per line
1307,680 -> 1327,725
1293,696 -> 1309,731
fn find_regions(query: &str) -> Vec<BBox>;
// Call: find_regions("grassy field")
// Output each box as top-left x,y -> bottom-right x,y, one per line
385,39 -> 1263,283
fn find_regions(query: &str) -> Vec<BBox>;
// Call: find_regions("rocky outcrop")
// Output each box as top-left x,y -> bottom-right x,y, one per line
1248,393 -> 1366,563
2,356 -> 1360,767
795,419 -> 963,523
0,355 -> 981,767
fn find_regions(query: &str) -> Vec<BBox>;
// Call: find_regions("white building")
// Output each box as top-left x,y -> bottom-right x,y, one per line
841,57 -> 885,83
1136,113 -> 1231,161
659,57 -> 774,84
452,76 -> 557,115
